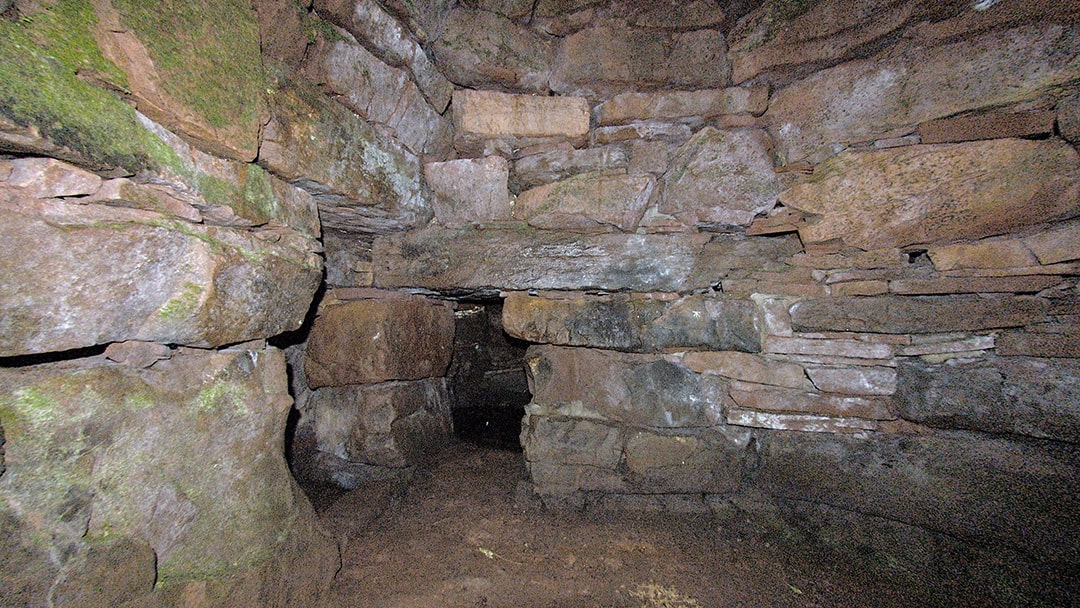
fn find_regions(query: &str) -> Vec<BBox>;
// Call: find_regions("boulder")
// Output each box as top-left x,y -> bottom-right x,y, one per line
452,89 -> 590,156
503,292 -> 761,353
896,355 -> 1080,442
779,139 -> 1080,250
304,295 -> 455,388
431,7 -> 554,93
658,127 -> 780,228
313,378 -> 452,468
790,296 -> 1050,335
0,347 -> 337,604
513,170 -> 654,233
0,196 -> 322,357
525,345 -> 726,429
425,156 -> 512,227
766,24 -> 1080,163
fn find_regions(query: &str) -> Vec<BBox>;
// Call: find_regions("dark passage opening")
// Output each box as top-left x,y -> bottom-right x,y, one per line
447,300 -> 531,451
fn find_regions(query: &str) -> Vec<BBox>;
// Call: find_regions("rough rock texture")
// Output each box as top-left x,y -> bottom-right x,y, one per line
260,80 -> 430,234
597,86 -> 768,126
503,292 -> 760,353
304,294 -> 455,388
313,0 -> 454,110
0,348 -> 338,606
790,296 -> 1051,335
896,355 -> 1080,442
512,145 -> 629,192
658,127 -> 780,228
308,27 -> 454,159
766,23 -> 1080,163
425,156 -> 512,227
313,378 -> 452,467
0,195 -> 322,357
452,89 -> 590,156
551,25 -> 732,98
374,227 -> 799,293
95,0 -> 269,162
513,170 -> 654,233
754,430 -> 1079,564
779,139 -> 1080,250
431,7 -> 553,93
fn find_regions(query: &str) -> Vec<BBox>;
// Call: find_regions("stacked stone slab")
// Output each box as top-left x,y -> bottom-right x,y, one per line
303,290 -> 456,472
364,1 -> 1080,592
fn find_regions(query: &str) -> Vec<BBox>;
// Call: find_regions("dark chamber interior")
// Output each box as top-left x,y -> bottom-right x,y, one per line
447,300 -> 531,451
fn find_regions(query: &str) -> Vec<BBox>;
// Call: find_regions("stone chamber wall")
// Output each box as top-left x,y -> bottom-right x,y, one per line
0,0 -> 1077,606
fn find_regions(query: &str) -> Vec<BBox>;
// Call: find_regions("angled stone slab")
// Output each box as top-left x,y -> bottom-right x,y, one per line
779,139 -> 1080,250
513,170 -> 654,233
432,7 -> 553,93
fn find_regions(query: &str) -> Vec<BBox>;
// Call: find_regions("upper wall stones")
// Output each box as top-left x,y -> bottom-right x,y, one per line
432,7 -> 555,93
551,25 -> 732,99
452,89 -> 590,156
597,85 -> 769,126
779,139 -> 1080,250
765,23 -> 1080,164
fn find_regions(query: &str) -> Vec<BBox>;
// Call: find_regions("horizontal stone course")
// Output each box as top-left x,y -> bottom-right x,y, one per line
790,296 -> 1051,334
452,90 -> 590,156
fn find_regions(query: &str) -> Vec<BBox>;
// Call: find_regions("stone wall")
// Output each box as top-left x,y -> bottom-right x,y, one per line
359,0 -> 1080,585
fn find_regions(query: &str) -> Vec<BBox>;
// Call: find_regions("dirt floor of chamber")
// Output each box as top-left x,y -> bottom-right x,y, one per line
313,442 -> 1023,608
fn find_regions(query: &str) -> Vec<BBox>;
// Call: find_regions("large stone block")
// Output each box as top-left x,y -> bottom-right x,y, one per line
766,24 -> 1080,163
503,292 -> 760,353
0,347 -> 337,602
304,294 -> 455,388
622,427 -> 749,495
682,351 -> 807,389
551,25 -> 732,99
525,345 -> 726,429
790,296 -> 1051,335
373,226 -> 762,292
752,430 -> 1079,565
431,7 -> 553,93
658,127 -> 780,228
779,139 -> 1080,250
896,355 -> 1080,442
0,195 -> 322,357
452,89 -> 590,156
313,378 -> 452,468
260,80 -> 430,234
425,156 -> 512,227
513,170 -> 655,233
311,30 -> 453,159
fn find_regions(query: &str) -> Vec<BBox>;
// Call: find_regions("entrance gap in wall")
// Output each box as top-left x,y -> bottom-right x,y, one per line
447,299 -> 531,452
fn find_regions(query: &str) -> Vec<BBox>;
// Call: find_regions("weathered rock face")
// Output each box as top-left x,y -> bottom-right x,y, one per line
313,378 -> 451,467
513,170 -> 654,233
452,89 -> 590,156
766,23 -> 1080,163
431,7 -> 554,93
550,25 -> 732,98
425,156 -> 511,227
304,293 -> 455,388
780,139 -> 1080,250
260,79 -> 431,234
503,292 -> 760,353
0,187 -> 322,357
0,347 -> 338,606
658,127 -> 780,228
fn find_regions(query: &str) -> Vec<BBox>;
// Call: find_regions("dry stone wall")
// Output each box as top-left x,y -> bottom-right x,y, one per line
360,0 -> 1080,582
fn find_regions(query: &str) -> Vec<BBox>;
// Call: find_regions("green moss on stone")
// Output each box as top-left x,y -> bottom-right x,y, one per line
157,282 -> 204,321
111,0 -> 266,131
0,1 -> 177,172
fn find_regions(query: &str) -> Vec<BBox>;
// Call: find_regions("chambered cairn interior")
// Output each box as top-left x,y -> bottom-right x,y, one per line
1,0 -> 1078,606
